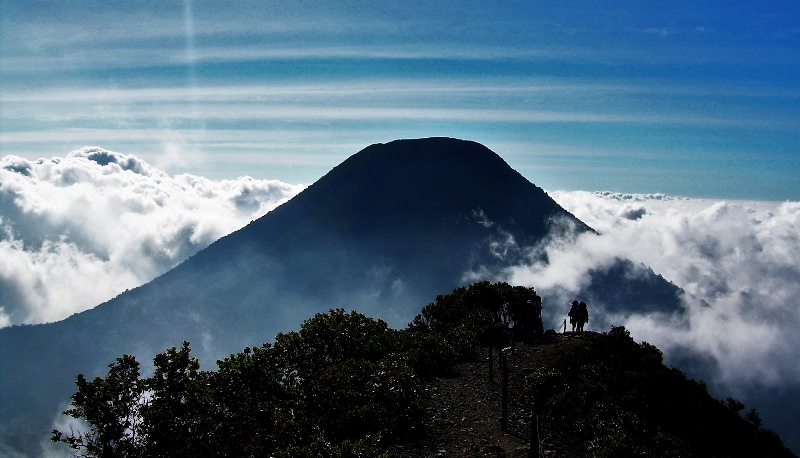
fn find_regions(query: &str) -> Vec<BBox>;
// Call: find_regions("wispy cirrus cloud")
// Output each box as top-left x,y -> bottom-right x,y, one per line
4,79 -> 795,132
2,0 -> 798,203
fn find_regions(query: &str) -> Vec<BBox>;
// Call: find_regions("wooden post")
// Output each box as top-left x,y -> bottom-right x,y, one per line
529,414 -> 540,458
501,351 -> 508,432
498,346 -> 503,371
488,346 -> 493,383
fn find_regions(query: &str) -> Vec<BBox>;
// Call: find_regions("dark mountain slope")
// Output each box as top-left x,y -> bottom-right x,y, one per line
200,137 -> 587,275
264,137 -> 567,240
0,138 -> 681,457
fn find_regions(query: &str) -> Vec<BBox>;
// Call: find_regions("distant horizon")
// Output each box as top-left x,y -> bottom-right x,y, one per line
4,140 -> 798,202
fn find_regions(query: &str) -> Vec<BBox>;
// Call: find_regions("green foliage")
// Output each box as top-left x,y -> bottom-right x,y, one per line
410,281 -> 543,357
525,368 -> 567,411
397,326 -> 460,376
141,342 -> 213,457
210,342 -> 300,456
745,408 -> 763,428
274,437 -> 388,458
725,397 -> 746,413
271,310 -> 423,444
53,309 -> 425,458
54,282 -> 541,457
273,309 -> 397,378
52,288 -> 793,458
525,346 -> 685,457
52,354 -> 146,458
523,328 -> 694,456
523,326 -> 791,457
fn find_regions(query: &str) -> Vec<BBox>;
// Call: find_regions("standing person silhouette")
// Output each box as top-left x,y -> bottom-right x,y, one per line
575,301 -> 589,334
568,301 -> 578,332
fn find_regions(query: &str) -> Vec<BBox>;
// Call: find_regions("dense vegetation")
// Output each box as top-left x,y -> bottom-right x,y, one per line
52,281 -> 792,457
524,326 -> 791,457
52,281 -> 542,458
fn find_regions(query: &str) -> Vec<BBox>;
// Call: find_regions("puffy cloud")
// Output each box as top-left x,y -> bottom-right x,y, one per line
504,191 -> 800,391
0,147 -> 304,326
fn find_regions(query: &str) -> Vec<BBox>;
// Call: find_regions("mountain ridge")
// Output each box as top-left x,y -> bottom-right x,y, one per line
0,137 -> 682,457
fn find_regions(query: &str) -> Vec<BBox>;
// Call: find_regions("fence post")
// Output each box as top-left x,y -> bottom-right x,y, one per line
529,413 -> 540,458
498,346 -> 503,371
488,346 -> 494,383
501,350 -> 508,432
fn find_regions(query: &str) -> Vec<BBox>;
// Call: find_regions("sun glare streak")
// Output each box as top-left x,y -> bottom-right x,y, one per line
184,0 -> 197,76
171,0 -> 203,174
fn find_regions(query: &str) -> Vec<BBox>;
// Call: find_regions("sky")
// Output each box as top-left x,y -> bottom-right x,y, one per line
1,0 -> 799,200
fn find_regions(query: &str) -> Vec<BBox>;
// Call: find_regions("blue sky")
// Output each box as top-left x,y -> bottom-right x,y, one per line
1,0 -> 799,200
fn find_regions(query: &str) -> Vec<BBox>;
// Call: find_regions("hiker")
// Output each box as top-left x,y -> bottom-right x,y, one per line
568,301 -> 578,332
575,301 -> 589,334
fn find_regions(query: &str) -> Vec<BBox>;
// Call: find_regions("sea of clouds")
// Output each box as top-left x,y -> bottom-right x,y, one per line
3,149 -> 800,397
0,148 -> 304,326
507,191 -> 800,395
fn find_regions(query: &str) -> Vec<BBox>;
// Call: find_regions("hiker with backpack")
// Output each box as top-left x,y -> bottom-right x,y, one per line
568,300 -> 589,334
575,301 -> 589,334
568,301 -> 578,332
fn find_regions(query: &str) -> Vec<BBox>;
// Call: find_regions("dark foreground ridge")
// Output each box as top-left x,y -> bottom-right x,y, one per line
52,282 -> 795,458
399,332 -> 795,458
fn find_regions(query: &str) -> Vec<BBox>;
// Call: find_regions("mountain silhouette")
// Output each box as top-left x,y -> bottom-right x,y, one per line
0,138 -> 684,456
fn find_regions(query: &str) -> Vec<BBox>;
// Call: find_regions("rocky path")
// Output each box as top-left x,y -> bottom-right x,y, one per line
392,332 -> 595,458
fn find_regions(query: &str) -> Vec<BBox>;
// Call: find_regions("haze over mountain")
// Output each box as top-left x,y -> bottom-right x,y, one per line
3,138 -> 687,456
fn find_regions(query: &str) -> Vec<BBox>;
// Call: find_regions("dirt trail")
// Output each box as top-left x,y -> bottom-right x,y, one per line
392,332 -> 595,458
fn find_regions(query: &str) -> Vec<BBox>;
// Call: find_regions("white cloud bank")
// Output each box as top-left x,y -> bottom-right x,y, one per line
3,152 -> 799,394
503,191 -> 800,392
0,148 -> 304,326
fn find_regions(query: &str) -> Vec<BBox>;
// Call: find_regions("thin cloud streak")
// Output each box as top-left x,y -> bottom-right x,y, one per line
6,79 -> 796,103
4,78 -> 795,147
0,43 -> 596,74
3,104 -> 787,130
2,1 -> 798,203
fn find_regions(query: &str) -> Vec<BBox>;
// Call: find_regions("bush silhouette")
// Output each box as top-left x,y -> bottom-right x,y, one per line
52,285 -> 792,457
